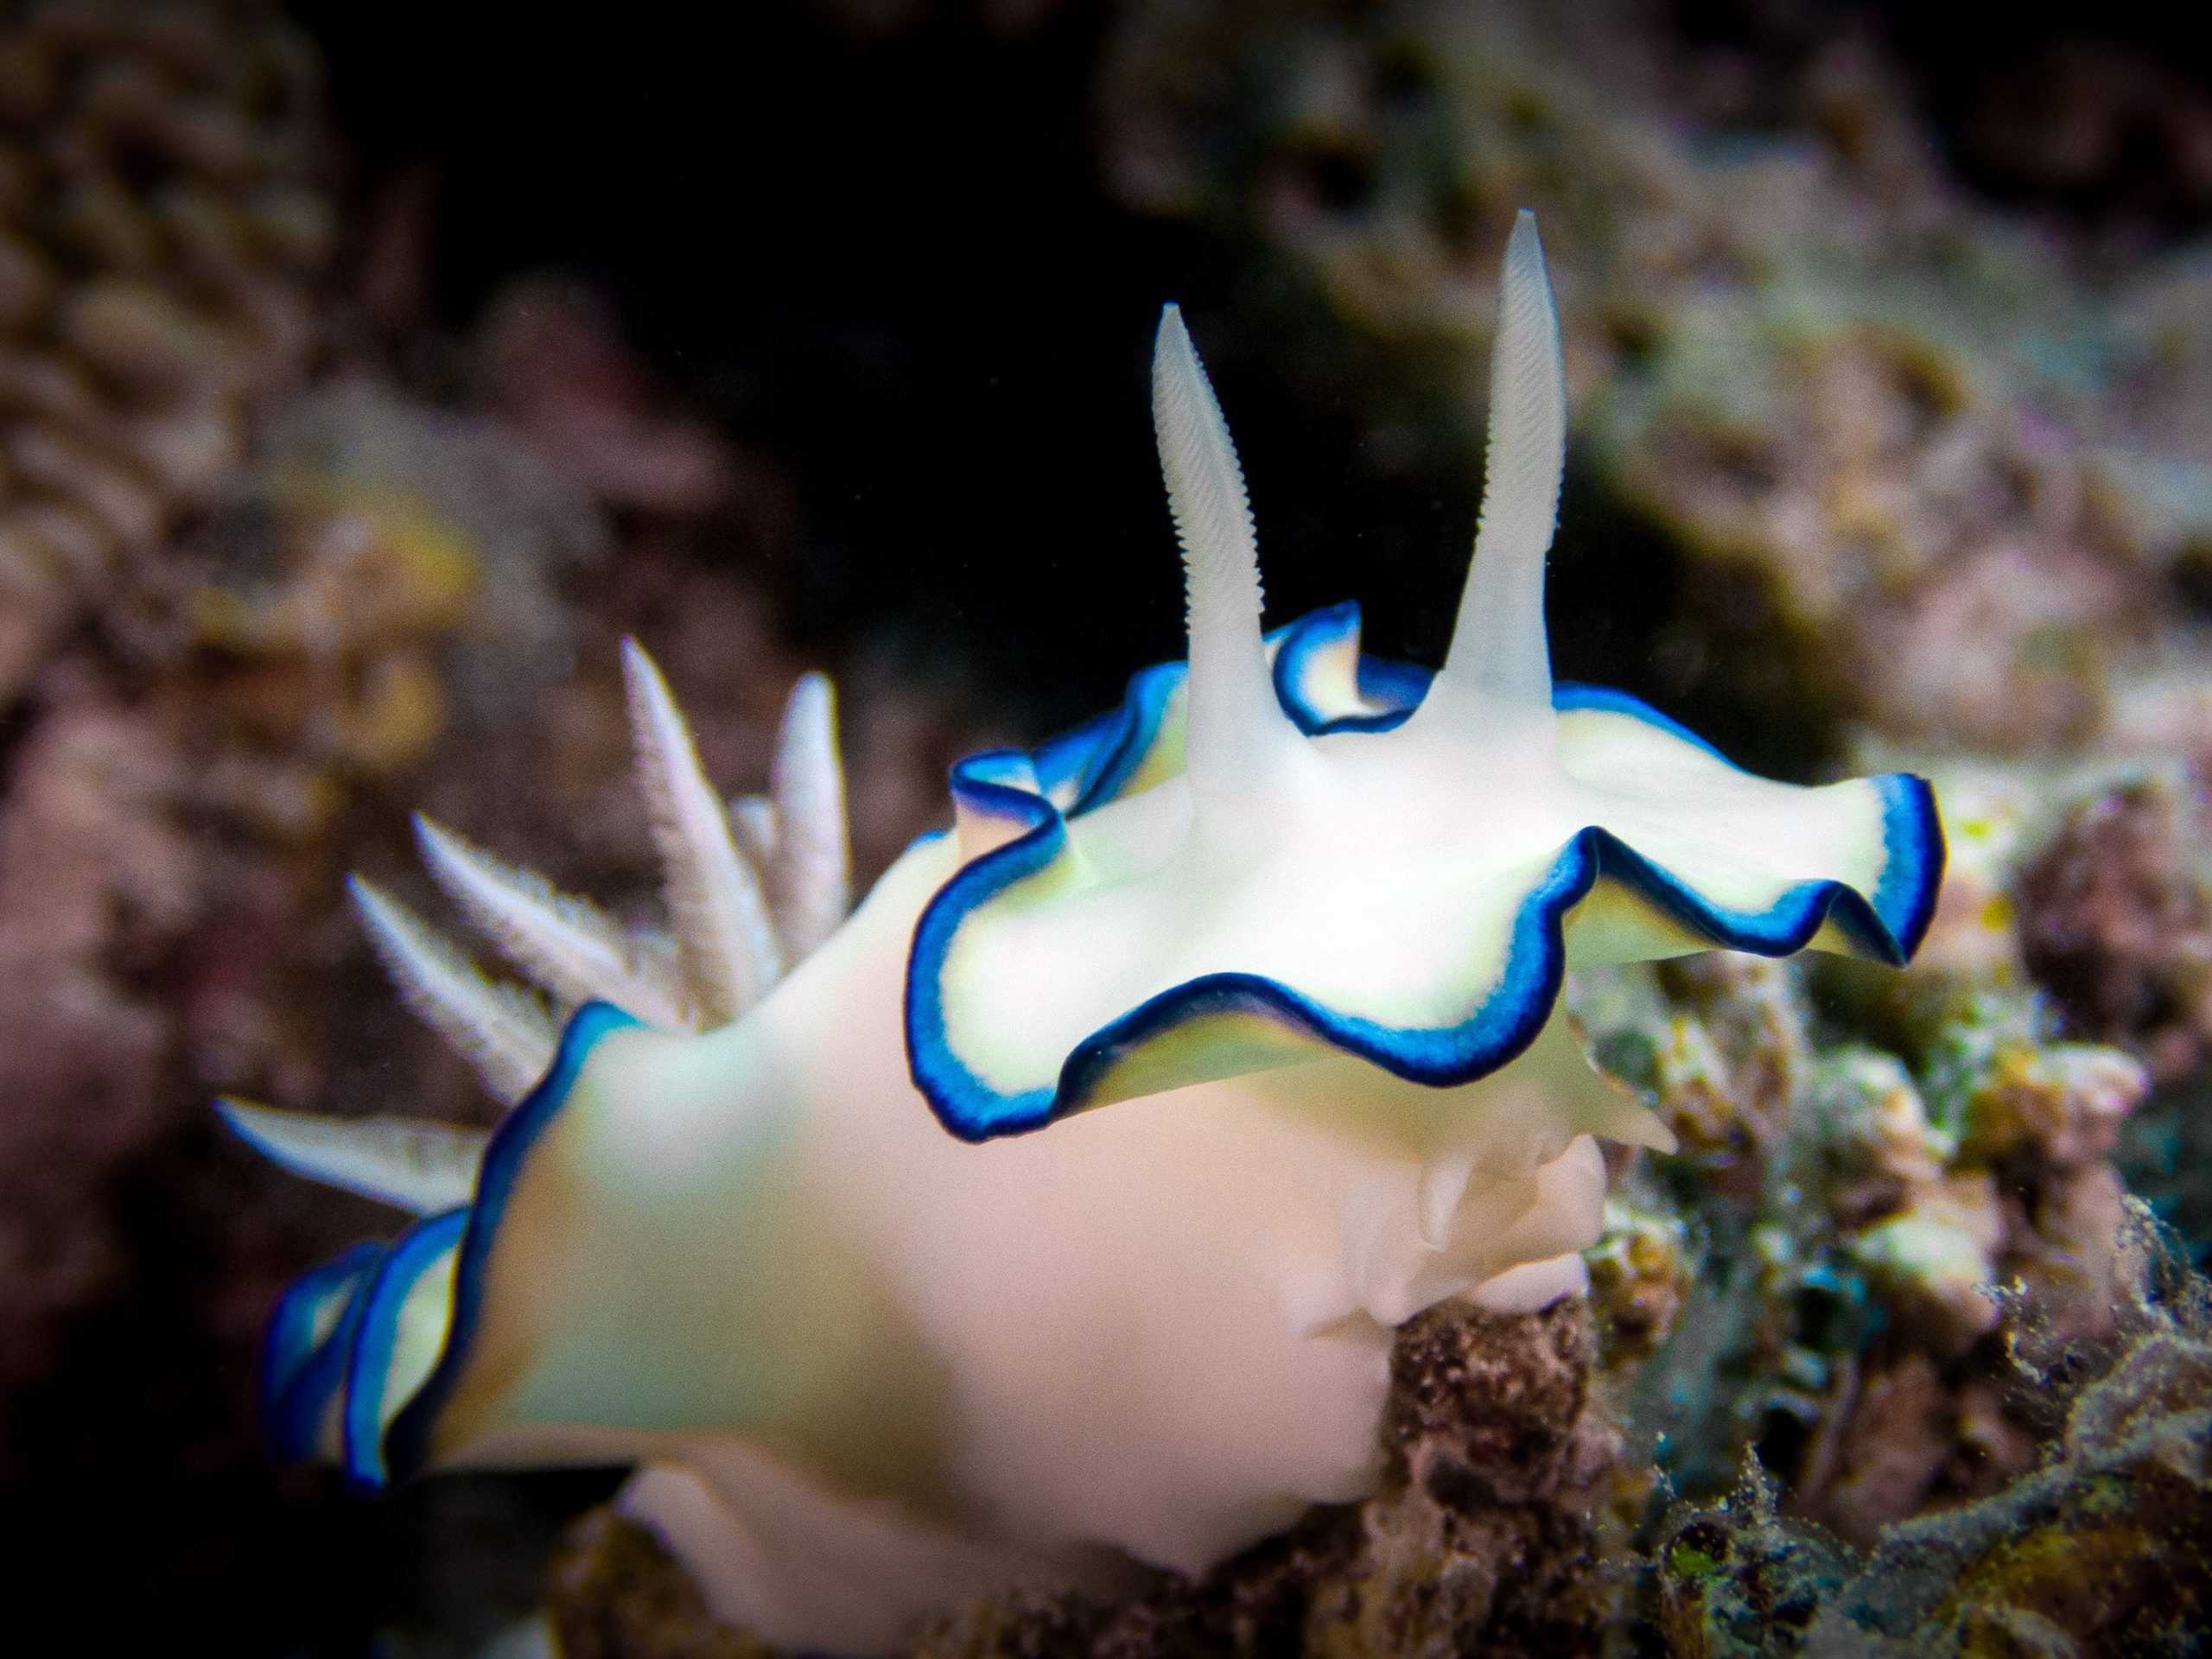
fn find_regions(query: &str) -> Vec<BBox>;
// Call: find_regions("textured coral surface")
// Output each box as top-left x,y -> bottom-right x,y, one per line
0,0 -> 331,703
1650,1208 -> 2212,1657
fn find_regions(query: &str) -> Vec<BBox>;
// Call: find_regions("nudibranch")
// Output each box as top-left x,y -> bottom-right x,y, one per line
222,213 -> 1941,1655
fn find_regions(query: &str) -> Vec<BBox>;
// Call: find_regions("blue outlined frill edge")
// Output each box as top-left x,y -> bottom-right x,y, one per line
907,601 -> 1944,1144
257,1001 -> 639,1489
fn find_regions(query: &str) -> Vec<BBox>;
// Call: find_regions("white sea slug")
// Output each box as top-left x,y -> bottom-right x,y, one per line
222,214 -> 1942,1655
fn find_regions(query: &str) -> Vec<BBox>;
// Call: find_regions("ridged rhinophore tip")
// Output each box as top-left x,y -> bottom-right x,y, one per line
1150,301 -> 1300,795
768,670 -> 851,961
1423,206 -> 1565,722
1156,302 -> 1187,350
621,638 -> 784,1026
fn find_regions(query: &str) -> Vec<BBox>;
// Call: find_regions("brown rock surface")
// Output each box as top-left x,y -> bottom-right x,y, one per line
556,1300 -> 1629,1659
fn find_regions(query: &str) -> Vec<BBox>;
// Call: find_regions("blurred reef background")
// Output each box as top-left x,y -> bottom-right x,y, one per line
3,0 -> 2212,1653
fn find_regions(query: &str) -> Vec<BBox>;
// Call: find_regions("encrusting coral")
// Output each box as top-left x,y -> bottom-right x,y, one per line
1646,1201 -> 2212,1657
2013,772 -> 2212,1085
0,663 -> 196,1407
170,375 -> 611,793
1842,741 -> 2212,1264
1567,939 -> 2156,1537
221,216 -> 1941,1655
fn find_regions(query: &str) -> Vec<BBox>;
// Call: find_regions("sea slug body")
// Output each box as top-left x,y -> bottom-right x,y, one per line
223,213 -> 1942,1655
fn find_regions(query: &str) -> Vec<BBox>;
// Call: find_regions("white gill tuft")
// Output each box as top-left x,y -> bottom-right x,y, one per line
728,794 -> 779,874
621,639 -> 784,1027
414,815 -> 689,1030
767,671 -> 850,962
1433,209 -> 1565,714
216,1098 -> 489,1216
1153,304 -> 1300,796
348,875 -> 559,1104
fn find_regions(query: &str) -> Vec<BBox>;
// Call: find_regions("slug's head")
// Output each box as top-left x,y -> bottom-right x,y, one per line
906,213 -> 1943,1141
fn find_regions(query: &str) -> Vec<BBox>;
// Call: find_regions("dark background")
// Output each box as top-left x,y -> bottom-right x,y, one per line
288,0 -> 2212,736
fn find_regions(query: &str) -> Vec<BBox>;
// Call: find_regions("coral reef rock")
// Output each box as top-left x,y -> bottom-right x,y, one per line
552,1508 -> 775,1659
2013,772 -> 2212,1084
1861,747 -> 2212,1257
1579,957 -> 2152,1536
1298,1298 -> 1626,1659
0,0 -> 334,705
1647,1204 -> 2212,1657
0,665 -> 195,1409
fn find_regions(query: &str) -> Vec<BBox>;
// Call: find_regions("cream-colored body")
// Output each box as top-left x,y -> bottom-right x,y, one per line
423,830 -> 1633,1648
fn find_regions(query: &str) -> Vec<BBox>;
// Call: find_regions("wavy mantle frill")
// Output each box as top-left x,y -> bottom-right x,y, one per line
257,602 -> 1940,1490
906,601 -> 1942,1142
259,1003 -> 639,1491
